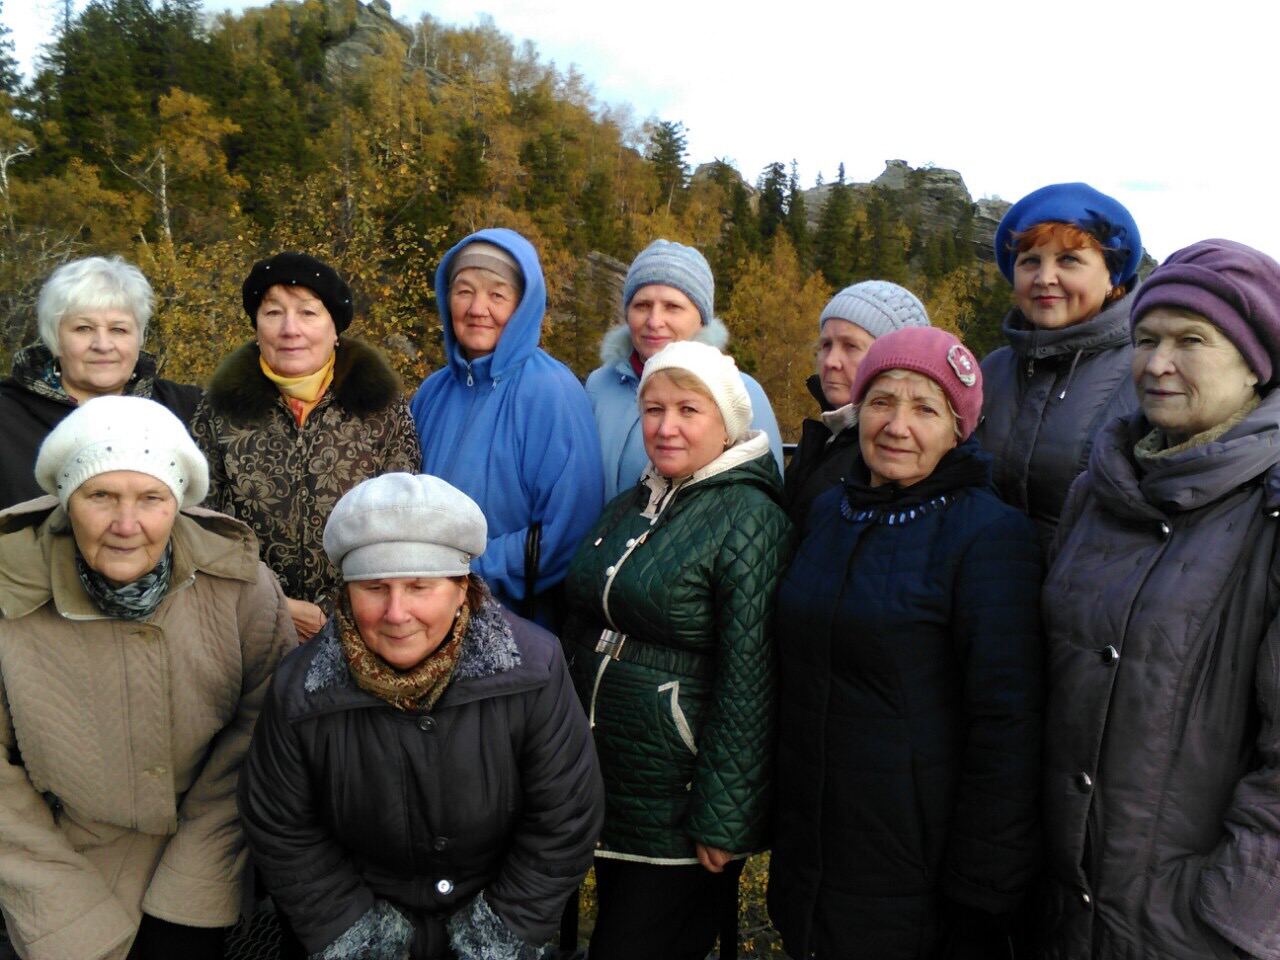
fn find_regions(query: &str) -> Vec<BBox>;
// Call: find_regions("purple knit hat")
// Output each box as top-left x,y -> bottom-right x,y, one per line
1131,239 -> 1280,386
852,327 -> 983,441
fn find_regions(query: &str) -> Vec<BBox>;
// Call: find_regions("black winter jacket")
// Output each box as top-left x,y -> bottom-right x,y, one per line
768,440 -> 1044,960
0,343 -> 201,509
976,290 -> 1138,551
783,374 -> 860,528
237,600 -> 604,958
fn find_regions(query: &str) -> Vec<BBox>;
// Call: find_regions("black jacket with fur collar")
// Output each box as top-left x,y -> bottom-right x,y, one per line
191,338 -> 421,605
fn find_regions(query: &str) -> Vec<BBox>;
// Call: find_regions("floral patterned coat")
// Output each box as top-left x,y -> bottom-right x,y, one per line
191,338 -> 421,607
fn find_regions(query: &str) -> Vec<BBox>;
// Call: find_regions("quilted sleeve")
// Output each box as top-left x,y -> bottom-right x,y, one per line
1194,585 -> 1280,957
0,669 -> 135,959
943,506 -> 1044,915
684,494 -> 795,853
142,564 -> 295,926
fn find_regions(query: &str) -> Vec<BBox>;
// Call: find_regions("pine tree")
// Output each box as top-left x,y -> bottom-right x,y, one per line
756,161 -> 787,243
814,163 -> 856,288
0,2 -> 20,98
646,119 -> 687,214
785,160 -> 811,269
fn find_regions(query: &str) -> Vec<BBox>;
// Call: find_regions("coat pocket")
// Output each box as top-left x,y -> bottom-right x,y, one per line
658,680 -> 699,756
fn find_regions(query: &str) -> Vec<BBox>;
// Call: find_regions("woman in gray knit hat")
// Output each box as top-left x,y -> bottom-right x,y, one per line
585,238 -> 785,500
782,279 -> 931,525
238,472 -> 603,960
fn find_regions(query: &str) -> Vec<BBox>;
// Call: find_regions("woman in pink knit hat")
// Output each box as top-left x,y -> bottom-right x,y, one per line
768,326 -> 1044,960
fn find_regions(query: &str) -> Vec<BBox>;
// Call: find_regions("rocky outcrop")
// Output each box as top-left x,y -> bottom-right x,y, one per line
322,0 -> 413,75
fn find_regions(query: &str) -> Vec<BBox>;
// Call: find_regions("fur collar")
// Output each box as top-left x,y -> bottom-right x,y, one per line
205,337 -> 402,420
597,317 -> 733,367
304,596 -> 521,696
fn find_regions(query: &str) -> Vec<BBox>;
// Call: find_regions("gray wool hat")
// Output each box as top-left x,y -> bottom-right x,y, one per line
35,395 -> 209,508
323,473 -> 488,582
623,239 -> 714,323
818,280 -> 930,336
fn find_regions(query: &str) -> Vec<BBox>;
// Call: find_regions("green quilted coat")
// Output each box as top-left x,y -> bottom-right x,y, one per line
563,436 -> 795,864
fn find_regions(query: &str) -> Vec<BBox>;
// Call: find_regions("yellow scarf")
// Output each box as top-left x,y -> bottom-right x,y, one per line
259,351 -> 336,425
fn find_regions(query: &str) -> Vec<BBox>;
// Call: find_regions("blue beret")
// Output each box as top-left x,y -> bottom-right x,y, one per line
994,182 -> 1141,289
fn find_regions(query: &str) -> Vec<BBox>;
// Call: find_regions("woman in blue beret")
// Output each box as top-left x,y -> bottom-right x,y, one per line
975,183 -> 1142,550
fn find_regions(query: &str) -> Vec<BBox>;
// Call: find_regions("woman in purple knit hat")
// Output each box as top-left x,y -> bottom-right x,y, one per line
1039,239 -> 1280,960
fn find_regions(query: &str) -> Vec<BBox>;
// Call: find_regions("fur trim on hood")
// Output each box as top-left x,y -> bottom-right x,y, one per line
597,317 -> 732,367
205,337 -> 402,420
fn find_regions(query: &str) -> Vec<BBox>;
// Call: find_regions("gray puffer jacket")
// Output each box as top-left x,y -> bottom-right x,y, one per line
977,290 -> 1138,550
1039,393 -> 1280,960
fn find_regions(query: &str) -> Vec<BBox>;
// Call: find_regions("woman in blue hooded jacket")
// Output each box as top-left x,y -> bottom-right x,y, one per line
410,229 -> 604,622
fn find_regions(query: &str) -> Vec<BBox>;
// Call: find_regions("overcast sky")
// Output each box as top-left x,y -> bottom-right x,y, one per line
9,0 -> 1280,261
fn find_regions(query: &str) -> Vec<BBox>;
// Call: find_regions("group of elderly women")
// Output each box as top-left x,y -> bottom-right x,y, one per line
1,175 -> 1279,960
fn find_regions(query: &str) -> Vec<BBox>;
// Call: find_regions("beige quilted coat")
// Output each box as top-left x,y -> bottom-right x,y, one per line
0,498 -> 293,960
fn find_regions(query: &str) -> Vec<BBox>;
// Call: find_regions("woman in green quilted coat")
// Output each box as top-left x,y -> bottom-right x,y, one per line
563,340 -> 794,960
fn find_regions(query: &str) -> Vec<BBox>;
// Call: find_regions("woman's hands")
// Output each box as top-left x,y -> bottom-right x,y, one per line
695,843 -> 734,874
286,597 -> 326,642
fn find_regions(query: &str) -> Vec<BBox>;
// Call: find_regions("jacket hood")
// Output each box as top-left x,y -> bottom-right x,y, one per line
597,316 -> 732,368
1001,285 -> 1138,362
0,500 -> 260,620
1090,387 -> 1280,518
205,337 -> 402,420
437,228 -> 547,381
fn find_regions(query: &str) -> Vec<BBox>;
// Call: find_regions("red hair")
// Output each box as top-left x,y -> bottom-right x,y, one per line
1012,222 -> 1128,301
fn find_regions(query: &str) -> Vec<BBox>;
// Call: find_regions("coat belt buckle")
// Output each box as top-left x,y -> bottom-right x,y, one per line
595,629 -> 628,660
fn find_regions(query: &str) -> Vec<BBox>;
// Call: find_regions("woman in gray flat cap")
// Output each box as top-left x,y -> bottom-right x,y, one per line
238,472 -> 603,960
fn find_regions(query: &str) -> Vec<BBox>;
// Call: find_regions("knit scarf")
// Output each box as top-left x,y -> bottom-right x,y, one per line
338,592 -> 469,712
76,543 -> 173,620
259,351 -> 336,425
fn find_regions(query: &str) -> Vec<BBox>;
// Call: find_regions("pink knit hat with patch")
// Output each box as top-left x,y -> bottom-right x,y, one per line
851,327 -> 984,441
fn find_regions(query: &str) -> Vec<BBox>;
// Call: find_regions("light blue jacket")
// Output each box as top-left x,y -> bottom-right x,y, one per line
585,322 -> 785,501
411,228 -> 604,611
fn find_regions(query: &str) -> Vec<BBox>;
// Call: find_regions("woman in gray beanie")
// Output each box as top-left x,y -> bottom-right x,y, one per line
238,472 -> 603,960
783,279 -> 931,526
585,238 -> 785,500
0,395 -> 294,960
1039,239 -> 1280,960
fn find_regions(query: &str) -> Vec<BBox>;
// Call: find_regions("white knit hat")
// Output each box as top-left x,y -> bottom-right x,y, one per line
35,395 -> 208,508
638,341 -> 753,444
323,473 -> 488,582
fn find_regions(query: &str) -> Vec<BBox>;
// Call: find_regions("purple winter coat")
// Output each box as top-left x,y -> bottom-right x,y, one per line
1040,393 -> 1280,960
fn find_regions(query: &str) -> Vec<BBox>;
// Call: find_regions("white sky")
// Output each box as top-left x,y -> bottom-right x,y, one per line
8,0 -> 1280,261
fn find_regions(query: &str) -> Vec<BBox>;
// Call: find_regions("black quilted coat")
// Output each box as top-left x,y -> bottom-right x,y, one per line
237,600 -> 603,956
768,440 -> 1044,960
783,374 -> 860,528
562,435 -> 795,862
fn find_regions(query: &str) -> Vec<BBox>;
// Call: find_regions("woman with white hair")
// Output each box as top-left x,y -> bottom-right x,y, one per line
0,256 -> 202,510
0,396 -> 294,959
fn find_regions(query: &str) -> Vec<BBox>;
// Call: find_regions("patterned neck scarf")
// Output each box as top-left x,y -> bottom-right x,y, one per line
76,543 -> 173,620
259,350 -> 336,425
338,591 -> 470,712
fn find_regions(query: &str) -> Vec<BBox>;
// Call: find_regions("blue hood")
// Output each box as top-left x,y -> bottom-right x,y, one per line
436,228 -> 547,381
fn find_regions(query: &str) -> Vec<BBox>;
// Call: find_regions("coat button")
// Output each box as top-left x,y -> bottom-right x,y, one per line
432,837 -> 448,851
1081,891 -> 1092,906
436,879 -> 453,894
625,538 -> 636,547
417,716 -> 435,732
1099,645 -> 1120,665
605,565 -> 616,576
1158,521 -> 1171,540
1076,772 -> 1093,791
146,764 -> 167,777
